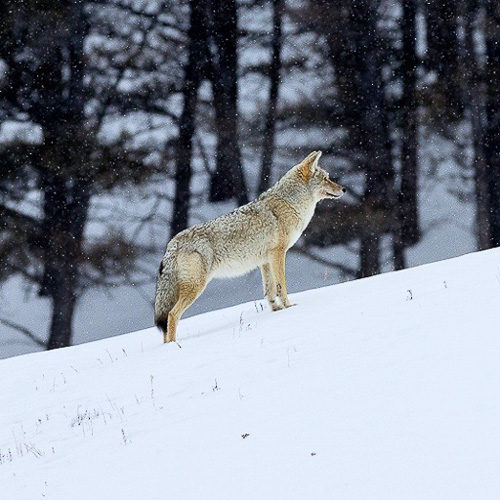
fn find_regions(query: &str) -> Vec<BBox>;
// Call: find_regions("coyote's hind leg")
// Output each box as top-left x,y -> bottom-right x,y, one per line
165,252 -> 208,343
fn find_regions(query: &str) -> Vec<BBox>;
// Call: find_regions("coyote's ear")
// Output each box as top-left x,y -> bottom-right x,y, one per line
298,151 -> 322,179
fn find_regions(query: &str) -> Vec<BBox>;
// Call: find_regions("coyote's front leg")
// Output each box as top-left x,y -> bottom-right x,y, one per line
269,249 -> 295,308
260,263 -> 283,311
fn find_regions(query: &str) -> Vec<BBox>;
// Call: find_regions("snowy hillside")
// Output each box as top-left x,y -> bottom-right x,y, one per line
2,248 -> 500,499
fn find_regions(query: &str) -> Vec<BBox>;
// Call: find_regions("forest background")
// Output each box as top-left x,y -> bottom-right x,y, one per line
1,0 -> 499,358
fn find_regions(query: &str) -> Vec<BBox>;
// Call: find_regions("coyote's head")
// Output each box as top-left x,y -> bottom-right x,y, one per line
298,151 -> 346,200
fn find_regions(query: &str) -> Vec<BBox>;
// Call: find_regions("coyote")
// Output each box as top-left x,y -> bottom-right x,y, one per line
154,151 -> 345,343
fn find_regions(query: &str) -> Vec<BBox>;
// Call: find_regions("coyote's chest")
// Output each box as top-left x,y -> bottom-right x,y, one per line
286,203 -> 316,249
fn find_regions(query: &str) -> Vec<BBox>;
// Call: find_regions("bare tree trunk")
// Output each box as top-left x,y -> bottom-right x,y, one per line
258,0 -> 284,195
209,0 -> 248,205
425,0 -> 462,116
47,275 -> 77,350
322,0 -> 393,277
34,1 -> 90,349
360,234 -> 381,278
171,0 -> 209,236
0,2 -> 25,114
353,0 -> 393,278
45,178 -> 91,349
485,0 -> 500,247
464,0 -> 491,250
395,0 -> 420,270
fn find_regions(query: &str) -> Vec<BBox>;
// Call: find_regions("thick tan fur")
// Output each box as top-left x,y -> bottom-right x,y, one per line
154,151 -> 345,343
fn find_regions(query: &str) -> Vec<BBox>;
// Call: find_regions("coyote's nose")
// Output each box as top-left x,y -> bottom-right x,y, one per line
342,187 -> 346,193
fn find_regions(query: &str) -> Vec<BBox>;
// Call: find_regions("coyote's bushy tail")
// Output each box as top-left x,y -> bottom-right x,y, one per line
154,251 -> 178,332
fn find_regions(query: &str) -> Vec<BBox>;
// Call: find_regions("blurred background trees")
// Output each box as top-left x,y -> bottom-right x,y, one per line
1,0 -> 499,353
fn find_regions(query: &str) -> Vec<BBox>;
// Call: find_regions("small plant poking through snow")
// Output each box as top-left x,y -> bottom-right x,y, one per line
121,428 -> 130,445
71,408 -> 102,437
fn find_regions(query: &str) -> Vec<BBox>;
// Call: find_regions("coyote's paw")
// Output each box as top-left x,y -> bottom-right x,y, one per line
269,301 -> 284,311
164,334 -> 176,344
283,302 -> 297,308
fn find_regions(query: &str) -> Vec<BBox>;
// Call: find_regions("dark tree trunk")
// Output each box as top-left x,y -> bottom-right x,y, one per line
350,1 -> 393,278
67,1 -> 88,121
360,234 -> 381,278
0,2 -> 25,114
47,273 -> 78,350
323,0 -> 393,277
44,177 -> 91,349
464,1 -> 491,250
30,1 -> 91,349
395,0 -> 420,270
209,0 -> 248,205
425,0 -> 462,116
258,0 -> 284,195
171,0 -> 210,236
485,0 -> 500,247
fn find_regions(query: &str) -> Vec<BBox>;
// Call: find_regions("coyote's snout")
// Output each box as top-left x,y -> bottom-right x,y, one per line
154,151 -> 345,343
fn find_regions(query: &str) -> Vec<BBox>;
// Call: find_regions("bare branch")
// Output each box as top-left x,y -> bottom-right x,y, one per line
0,204 -> 40,229
291,245 -> 356,276
0,317 -> 47,348
92,3 -> 171,130
89,0 -> 185,34
194,131 -> 214,175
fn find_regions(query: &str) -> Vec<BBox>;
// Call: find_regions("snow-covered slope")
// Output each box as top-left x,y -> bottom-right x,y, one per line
2,249 -> 500,499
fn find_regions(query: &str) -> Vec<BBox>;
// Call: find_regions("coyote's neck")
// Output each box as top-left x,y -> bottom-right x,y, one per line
267,173 -> 317,234
272,173 -> 315,210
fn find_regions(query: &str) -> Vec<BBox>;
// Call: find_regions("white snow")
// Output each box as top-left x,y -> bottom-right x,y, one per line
2,248 -> 500,499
